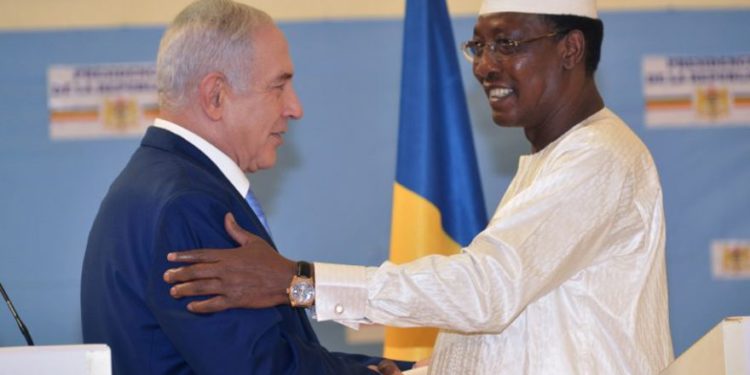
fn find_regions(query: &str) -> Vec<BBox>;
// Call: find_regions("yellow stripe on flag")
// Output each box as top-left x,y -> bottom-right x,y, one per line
384,182 -> 461,360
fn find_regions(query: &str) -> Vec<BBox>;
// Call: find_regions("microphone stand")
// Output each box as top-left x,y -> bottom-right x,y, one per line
0,282 -> 34,346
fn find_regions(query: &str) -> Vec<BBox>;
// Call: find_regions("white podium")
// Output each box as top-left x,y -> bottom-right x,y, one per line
0,344 -> 111,375
661,316 -> 750,375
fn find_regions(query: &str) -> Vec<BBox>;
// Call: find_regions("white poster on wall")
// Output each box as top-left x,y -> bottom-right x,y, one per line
642,55 -> 750,128
711,240 -> 750,279
47,63 -> 158,140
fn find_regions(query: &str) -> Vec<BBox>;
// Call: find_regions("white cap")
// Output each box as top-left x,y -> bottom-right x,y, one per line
479,0 -> 598,19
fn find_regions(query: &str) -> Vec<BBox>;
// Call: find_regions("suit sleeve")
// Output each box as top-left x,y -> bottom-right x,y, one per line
145,191 -> 399,374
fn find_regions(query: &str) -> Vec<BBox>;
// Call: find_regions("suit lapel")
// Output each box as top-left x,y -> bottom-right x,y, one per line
140,126 -> 276,249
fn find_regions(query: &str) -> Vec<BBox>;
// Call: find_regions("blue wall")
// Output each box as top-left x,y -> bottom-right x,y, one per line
0,10 -> 748,358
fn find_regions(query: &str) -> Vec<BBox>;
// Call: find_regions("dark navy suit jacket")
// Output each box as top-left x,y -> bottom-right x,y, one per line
81,127 -> 408,374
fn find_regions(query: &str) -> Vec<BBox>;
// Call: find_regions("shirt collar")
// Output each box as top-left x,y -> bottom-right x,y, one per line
153,118 -> 250,197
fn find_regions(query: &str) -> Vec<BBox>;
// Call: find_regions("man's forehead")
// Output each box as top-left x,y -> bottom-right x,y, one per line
472,12 -> 545,35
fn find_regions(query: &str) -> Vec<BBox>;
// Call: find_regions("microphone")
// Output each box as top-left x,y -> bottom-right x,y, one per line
0,282 -> 34,346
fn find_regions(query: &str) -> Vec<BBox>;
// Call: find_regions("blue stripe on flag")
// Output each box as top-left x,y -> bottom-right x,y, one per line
395,0 -> 487,246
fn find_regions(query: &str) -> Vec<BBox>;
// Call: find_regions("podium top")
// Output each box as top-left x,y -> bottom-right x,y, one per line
661,316 -> 750,375
0,344 -> 111,375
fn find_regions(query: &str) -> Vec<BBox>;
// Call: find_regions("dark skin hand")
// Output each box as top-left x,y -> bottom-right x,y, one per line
164,213 -> 405,374
369,360 -> 403,375
163,212 -> 296,313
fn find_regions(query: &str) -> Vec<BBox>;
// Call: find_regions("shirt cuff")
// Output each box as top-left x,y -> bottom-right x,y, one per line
314,262 -> 372,326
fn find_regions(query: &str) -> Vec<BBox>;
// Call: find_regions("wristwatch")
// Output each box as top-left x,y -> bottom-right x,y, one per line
287,261 -> 315,308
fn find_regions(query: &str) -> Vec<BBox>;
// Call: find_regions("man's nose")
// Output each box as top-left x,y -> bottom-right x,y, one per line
285,86 -> 304,119
473,52 -> 499,84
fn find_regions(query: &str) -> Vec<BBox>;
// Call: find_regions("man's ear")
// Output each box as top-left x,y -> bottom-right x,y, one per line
198,72 -> 227,121
560,30 -> 585,71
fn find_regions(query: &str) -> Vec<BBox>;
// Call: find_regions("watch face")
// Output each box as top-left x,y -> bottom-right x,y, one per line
291,279 -> 315,306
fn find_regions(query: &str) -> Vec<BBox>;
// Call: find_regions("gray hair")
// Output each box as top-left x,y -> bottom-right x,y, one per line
156,0 -> 273,111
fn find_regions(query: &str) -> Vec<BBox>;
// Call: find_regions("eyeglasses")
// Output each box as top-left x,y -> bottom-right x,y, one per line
461,31 -> 562,63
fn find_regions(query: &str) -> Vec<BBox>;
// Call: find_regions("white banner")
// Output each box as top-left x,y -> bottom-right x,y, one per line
47,63 -> 158,140
712,240 -> 750,280
642,55 -> 750,128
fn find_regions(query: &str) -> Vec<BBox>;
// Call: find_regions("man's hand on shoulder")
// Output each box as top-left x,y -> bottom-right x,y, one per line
163,212 -> 296,313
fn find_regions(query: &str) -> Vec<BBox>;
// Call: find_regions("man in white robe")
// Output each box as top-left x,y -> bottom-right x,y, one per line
164,0 -> 674,373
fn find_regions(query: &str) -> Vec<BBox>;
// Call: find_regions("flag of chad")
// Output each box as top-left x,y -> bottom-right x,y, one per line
384,0 -> 488,362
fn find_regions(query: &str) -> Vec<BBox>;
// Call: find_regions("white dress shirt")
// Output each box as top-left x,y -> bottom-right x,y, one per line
314,108 -> 674,374
153,118 -> 250,198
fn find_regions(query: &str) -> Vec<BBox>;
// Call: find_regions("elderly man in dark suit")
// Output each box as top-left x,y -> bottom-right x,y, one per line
80,1 -> 410,374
